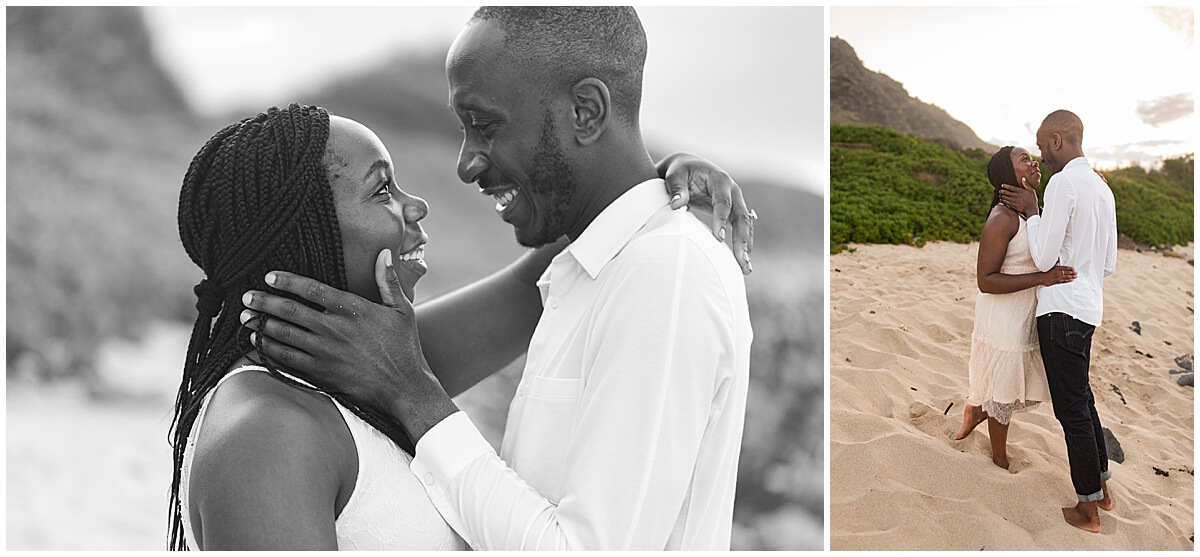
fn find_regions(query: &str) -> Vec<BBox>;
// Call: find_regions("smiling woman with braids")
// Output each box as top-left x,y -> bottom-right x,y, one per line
170,103 -> 752,550
952,146 -> 1078,469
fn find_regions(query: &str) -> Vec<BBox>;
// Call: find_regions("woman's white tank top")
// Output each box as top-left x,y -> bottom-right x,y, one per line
179,365 -> 466,550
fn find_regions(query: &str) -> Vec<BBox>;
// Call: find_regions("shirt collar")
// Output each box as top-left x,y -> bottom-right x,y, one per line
1063,156 -> 1090,171
567,178 -> 669,279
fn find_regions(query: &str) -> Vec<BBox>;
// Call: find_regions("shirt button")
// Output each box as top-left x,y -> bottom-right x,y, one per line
547,297 -> 559,309
424,473 -> 435,486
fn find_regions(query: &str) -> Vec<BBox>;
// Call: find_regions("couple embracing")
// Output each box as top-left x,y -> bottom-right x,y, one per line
956,109 -> 1118,533
170,7 -> 755,551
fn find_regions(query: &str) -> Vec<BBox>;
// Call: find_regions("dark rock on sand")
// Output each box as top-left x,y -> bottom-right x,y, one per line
1110,384 -> 1126,405
1175,354 -> 1193,371
1130,321 -> 1141,335
1103,428 -> 1124,464
1154,467 -> 1170,477
1178,374 -> 1194,387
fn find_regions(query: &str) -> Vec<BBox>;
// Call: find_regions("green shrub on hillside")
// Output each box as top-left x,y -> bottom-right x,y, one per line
1101,155 -> 1194,247
831,125 -> 993,253
831,125 -> 1194,253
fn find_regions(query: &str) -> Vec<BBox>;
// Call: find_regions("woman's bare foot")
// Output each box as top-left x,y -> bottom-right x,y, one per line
1062,501 -> 1101,533
1098,481 -> 1113,511
992,454 -> 1009,469
953,404 -> 986,440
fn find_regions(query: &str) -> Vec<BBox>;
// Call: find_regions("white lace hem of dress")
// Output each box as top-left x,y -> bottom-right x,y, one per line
967,334 -> 1046,425
980,398 -> 1040,426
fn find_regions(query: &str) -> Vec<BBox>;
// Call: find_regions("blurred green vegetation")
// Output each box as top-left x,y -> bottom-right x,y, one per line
732,255 -> 824,549
6,7 -> 207,379
831,125 -> 1195,253
1101,155 -> 1195,247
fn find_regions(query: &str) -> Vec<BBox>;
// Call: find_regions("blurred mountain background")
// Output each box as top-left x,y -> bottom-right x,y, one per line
6,6 -> 824,550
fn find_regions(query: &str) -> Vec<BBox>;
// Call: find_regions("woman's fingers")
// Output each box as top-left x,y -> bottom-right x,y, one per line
729,187 -> 754,275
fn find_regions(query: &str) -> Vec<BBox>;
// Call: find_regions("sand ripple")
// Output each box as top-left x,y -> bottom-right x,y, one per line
831,242 -> 1194,550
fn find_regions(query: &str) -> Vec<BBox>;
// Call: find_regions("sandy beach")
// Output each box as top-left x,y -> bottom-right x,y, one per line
830,242 -> 1194,550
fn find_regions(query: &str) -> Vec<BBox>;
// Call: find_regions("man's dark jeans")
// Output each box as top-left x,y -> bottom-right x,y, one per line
1037,312 -> 1110,502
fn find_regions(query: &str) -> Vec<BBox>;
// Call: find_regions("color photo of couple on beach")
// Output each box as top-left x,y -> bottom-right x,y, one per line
829,6 -> 1193,551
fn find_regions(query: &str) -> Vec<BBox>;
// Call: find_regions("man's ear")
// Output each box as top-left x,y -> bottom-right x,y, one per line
570,77 -> 610,145
1051,132 -> 1063,152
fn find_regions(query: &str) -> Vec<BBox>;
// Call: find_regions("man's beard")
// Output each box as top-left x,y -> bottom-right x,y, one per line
517,110 -> 578,248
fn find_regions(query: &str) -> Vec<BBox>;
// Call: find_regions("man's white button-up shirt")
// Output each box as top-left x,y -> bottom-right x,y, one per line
409,178 -> 752,549
1026,156 -> 1118,326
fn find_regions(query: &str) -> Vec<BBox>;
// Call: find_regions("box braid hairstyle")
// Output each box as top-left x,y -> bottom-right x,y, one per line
985,145 -> 1017,220
169,103 -> 415,550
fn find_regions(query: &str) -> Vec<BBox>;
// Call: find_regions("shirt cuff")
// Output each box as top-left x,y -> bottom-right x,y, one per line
410,411 -> 495,501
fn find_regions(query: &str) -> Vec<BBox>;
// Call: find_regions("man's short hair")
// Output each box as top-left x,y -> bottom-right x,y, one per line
1041,109 -> 1084,147
471,6 -> 647,127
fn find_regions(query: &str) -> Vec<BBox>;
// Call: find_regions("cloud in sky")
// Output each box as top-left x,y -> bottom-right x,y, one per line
1132,139 -> 1190,148
1088,140 -> 1191,171
1151,6 -> 1194,44
1136,93 -> 1195,127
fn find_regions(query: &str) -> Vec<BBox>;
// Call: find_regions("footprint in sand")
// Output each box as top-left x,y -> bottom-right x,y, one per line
1004,451 -> 1029,474
908,401 -> 1027,473
906,401 -> 951,437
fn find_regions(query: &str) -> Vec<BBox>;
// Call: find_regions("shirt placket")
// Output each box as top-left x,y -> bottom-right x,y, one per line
521,254 -> 580,393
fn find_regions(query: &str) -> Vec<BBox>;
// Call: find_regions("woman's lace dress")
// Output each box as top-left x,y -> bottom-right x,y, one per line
967,218 -> 1050,424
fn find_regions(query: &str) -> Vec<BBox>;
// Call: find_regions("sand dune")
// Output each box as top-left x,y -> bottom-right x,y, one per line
830,242 -> 1194,550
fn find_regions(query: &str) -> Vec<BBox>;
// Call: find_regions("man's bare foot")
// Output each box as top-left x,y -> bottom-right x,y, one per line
1062,501 -> 1101,533
953,404 -> 986,440
1098,481 -> 1113,511
992,454 -> 1009,470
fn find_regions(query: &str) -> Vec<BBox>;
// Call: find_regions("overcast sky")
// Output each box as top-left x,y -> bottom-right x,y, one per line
831,6 -> 1195,170
144,6 -> 825,192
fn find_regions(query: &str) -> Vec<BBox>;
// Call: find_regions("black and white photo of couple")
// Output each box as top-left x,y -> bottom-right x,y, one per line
7,6 -> 824,551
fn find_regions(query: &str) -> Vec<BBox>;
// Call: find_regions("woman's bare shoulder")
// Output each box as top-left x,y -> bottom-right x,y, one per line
189,368 -> 353,508
982,204 -> 1020,238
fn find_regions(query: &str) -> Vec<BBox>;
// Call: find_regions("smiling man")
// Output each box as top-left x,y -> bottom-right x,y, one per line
399,8 -> 752,549
1000,109 -> 1118,533
242,6 -> 754,550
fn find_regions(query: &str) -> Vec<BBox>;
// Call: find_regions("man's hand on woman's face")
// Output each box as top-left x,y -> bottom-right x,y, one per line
998,177 -> 1040,219
238,257 -> 443,424
660,152 -> 756,275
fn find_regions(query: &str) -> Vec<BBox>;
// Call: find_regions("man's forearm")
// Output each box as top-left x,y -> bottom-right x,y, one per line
415,240 -> 565,396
